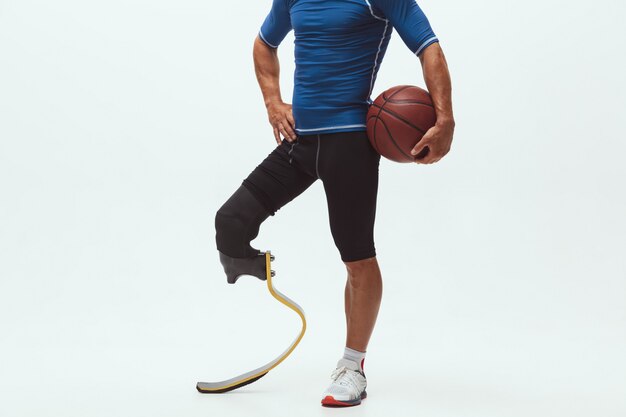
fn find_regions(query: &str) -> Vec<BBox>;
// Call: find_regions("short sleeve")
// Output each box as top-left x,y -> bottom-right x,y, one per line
370,0 -> 439,56
259,0 -> 293,48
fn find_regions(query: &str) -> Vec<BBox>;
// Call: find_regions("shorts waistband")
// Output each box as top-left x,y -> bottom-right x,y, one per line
297,130 -> 368,141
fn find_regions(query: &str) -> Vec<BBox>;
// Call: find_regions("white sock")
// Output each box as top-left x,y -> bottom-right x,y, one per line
343,346 -> 366,373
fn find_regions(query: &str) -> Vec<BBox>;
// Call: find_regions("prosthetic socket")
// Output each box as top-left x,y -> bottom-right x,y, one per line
215,185 -> 274,283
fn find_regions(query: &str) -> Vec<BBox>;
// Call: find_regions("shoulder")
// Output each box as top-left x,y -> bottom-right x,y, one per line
271,0 -> 292,10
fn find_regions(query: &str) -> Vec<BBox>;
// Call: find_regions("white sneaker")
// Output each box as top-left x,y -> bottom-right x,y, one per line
321,358 -> 367,407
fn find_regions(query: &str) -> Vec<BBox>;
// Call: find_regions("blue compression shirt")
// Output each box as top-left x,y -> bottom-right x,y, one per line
259,0 -> 439,135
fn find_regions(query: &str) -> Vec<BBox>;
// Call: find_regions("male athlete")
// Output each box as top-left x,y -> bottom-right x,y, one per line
214,0 -> 454,407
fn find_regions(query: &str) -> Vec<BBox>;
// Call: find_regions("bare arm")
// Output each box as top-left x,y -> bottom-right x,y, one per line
411,42 -> 455,164
253,35 -> 297,144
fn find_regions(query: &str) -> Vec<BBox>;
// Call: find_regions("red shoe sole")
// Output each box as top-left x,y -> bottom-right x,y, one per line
321,391 -> 367,407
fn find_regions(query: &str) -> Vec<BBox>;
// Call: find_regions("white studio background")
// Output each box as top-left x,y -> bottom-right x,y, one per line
0,0 -> 624,416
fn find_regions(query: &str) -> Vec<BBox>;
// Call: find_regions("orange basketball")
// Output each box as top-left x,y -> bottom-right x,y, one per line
366,85 -> 437,163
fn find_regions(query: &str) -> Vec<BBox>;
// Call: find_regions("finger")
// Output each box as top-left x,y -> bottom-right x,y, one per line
273,127 -> 281,145
411,140 -> 429,157
286,112 -> 296,130
283,118 -> 297,140
413,145 -> 430,161
278,123 -> 290,142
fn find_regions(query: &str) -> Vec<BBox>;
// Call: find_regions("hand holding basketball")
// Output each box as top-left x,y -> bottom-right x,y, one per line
410,121 -> 455,164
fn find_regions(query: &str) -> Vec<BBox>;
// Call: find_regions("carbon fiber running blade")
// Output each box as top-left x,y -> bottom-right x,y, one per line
196,251 -> 306,394
196,372 -> 268,393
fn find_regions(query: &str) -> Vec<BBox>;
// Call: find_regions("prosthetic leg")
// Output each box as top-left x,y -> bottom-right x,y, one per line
197,186 -> 307,393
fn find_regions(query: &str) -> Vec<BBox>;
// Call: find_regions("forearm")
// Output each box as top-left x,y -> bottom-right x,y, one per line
419,43 -> 454,128
253,35 -> 296,142
409,42 -> 454,163
253,36 -> 284,107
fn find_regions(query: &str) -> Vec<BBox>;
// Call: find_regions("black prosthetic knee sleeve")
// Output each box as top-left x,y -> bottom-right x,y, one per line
215,184 -> 272,283
215,184 -> 270,258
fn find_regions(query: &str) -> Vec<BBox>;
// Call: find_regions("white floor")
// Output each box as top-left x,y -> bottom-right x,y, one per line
2,340 -> 624,417
2,252 -> 624,417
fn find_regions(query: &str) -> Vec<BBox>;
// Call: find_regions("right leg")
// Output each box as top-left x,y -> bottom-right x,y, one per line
214,138 -> 316,282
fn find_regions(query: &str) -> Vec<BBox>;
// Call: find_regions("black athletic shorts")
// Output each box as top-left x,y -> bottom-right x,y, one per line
241,130 -> 381,262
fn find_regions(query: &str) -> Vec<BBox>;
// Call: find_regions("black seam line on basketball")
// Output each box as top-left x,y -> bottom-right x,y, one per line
381,85 -> 412,101
372,98 -> 434,108
374,86 -> 411,154
370,103 -> 426,134
378,117 -> 413,161
378,86 -> 424,133
370,114 -> 381,154
383,99 -> 434,107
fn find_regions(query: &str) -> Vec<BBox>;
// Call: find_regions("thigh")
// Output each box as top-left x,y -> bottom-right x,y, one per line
242,139 -> 317,216
318,131 -> 381,262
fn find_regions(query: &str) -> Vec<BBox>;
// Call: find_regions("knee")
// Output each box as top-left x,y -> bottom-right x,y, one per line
344,256 -> 379,282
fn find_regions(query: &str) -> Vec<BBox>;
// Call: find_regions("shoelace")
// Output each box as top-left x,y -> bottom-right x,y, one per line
330,366 -> 362,391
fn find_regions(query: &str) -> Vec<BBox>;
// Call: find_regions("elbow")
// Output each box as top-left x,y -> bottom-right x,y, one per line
253,35 -> 277,60
418,41 -> 444,64
255,34 -> 278,52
